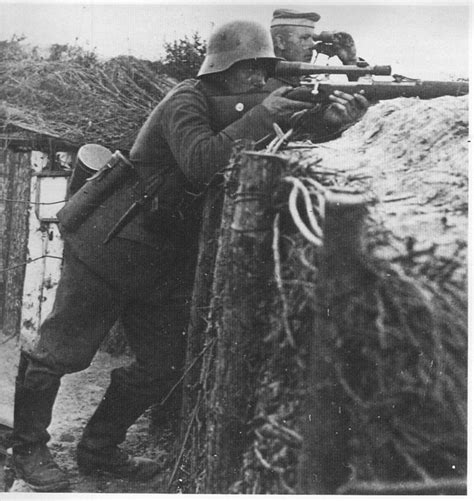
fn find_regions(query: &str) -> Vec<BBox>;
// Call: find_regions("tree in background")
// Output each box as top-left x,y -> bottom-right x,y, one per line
0,35 -> 33,61
48,40 -> 98,67
161,32 -> 206,81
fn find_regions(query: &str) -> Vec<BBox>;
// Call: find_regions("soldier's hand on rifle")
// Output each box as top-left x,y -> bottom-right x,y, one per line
261,86 -> 314,123
323,90 -> 368,127
313,31 -> 358,65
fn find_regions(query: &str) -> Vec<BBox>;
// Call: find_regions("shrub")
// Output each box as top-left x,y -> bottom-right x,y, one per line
161,32 -> 206,81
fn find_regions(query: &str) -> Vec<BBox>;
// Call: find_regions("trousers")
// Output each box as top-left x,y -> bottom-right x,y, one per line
22,235 -> 196,401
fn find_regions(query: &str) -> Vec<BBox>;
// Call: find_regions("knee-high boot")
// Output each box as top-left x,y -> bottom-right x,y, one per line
11,353 -> 70,492
77,374 -> 162,480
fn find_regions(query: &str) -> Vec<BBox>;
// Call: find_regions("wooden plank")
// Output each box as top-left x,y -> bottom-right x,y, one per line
20,151 -> 67,352
1,151 -> 47,427
0,149 -> 8,321
38,223 -> 64,329
2,150 -> 31,338
0,332 -> 18,429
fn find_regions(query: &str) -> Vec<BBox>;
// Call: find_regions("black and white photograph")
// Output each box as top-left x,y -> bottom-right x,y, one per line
0,0 -> 469,495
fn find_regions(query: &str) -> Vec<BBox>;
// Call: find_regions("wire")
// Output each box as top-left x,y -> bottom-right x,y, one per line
0,255 -> 63,274
159,337 -> 216,406
0,198 -> 67,205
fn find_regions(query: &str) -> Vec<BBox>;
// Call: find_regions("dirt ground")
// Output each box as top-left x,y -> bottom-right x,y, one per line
0,337 -> 175,493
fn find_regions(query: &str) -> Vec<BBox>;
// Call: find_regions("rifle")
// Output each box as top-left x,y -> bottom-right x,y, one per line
316,77 -> 469,102
207,64 -> 469,130
207,60 -> 391,130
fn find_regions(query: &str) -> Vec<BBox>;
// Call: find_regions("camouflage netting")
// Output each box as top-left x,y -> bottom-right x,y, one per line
225,96 -> 468,493
0,56 -> 176,149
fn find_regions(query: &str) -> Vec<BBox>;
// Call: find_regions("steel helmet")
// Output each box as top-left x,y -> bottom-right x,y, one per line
198,20 -> 280,77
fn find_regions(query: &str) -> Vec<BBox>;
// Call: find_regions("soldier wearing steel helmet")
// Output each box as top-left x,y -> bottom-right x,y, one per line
10,20 -> 367,492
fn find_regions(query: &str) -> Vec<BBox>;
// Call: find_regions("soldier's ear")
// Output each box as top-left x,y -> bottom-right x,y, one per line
274,34 -> 286,51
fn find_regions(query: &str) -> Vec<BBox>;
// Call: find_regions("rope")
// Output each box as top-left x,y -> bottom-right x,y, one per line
283,177 -> 323,247
284,176 -> 324,238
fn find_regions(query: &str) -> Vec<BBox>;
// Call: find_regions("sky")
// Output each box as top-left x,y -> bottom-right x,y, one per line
0,1 -> 471,80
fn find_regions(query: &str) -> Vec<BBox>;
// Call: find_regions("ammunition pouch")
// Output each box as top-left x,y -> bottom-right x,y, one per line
57,151 -> 136,233
58,147 -> 203,249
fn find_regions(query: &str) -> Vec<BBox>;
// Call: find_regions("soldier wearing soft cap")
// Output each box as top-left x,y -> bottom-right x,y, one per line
270,8 -> 359,65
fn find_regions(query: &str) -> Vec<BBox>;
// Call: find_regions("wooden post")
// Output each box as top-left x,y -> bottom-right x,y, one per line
0,148 -> 8,323
298,192 -> 370,494
2,150 -> 31,337
204,151 -> 286,492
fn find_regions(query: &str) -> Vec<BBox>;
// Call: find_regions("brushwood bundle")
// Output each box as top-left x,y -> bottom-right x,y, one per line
0,55 -> 176,148
235,96 -> 467,493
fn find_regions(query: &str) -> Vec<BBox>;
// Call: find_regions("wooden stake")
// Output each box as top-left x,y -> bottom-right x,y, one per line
204,150 -> 286,493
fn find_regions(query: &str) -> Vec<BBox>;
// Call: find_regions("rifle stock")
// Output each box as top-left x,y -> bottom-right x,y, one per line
208,79 -> 469,131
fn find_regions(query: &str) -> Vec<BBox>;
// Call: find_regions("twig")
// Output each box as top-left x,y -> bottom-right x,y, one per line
266,414 -> 303,447
253,445 -> 284,474
334,362 -> 369,408
272,214 -> 295,348
167,391 -> 203,492
301,176 -> 329,196
392,437 -> 433,482
337,477 -> 466,495
296,247 -> 319,274
267,127 -> 294,153
374,289 -> 388,350
382,193 -> 416,203
159,337 -> 216,406
277,474 -> 296,494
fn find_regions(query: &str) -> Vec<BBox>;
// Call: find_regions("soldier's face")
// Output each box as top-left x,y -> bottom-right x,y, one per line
223,60 -> 268,94
276,26 -> 314,62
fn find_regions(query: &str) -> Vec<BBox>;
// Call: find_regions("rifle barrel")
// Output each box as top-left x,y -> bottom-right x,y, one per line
274,61 -> 392,77
316,80 -> 469,100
